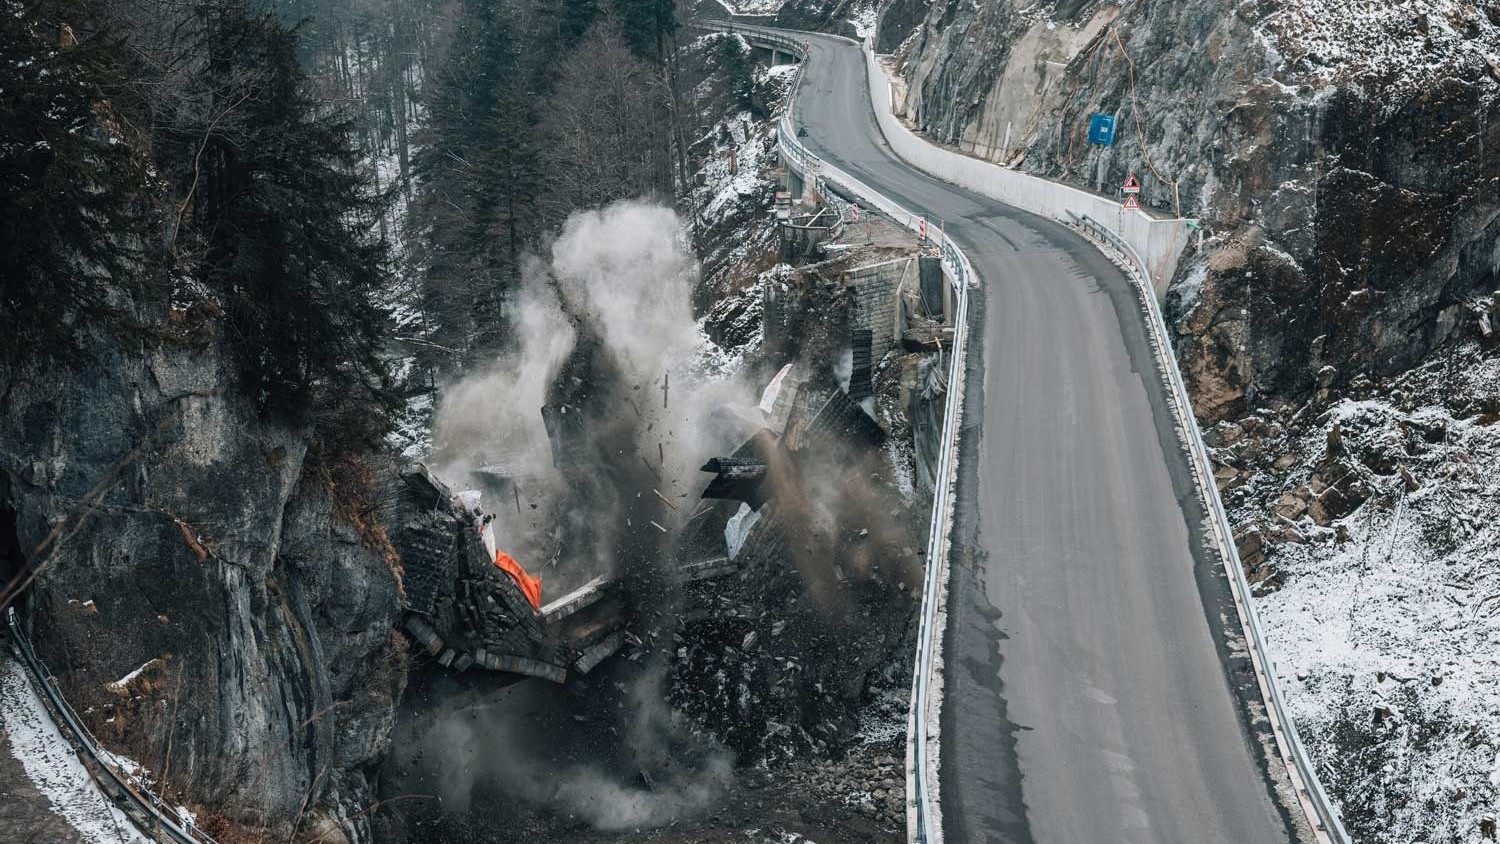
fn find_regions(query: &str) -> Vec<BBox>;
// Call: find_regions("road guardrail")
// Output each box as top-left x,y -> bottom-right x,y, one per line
693,21 -> 969,843
6,607 -> 226,844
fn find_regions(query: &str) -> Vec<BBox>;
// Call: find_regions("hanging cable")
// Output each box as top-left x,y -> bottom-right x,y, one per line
1059,32 -> 1110,170
1110,27 -> 1182,217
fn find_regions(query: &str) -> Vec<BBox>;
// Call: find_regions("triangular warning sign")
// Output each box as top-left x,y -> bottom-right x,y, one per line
1122,174 -> 1141,192
1123,194 -> 1140,209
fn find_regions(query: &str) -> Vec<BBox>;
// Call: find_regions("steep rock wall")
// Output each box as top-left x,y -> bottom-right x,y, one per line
889,0 -> 1500,418
0,313 -> 404,843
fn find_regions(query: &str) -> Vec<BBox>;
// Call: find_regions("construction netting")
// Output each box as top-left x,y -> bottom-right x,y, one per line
494,549 -> 542,612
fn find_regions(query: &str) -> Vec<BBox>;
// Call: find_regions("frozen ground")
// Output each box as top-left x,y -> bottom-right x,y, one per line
695,108 -> 779,230
1256,0 -> 1500,92
0,657 -> 149,844
848,2 -> 879,39
714,0 -> 788,17
1212,343 -> 1500,842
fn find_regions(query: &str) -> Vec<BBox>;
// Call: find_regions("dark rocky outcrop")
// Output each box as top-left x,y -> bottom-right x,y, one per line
0,315 -> 405,843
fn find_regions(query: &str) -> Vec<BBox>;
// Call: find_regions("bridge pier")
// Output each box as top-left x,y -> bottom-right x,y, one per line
784,164 -> 805,199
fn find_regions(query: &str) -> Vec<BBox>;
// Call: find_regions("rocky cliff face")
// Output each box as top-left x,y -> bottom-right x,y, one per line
0,310 -> 405,843
890,0 -> 1500,418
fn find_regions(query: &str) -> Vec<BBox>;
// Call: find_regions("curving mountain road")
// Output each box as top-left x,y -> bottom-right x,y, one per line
788,31 -> 1302,844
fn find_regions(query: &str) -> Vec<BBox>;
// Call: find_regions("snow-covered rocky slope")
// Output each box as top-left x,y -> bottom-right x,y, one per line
1211,341 -> 1500,841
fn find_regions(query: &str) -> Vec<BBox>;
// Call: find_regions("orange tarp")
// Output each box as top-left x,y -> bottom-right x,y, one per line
494,549 -> 542,612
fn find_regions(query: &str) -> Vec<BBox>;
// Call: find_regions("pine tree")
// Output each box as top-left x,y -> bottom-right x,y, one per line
711,33 -> 755,110
408,0 -> 541,368
0,0 -> 145,360
183,5 -> 394,419
612,0 -> 675,60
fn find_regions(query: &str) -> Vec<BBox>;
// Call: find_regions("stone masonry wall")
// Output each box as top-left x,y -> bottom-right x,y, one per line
845,258 -> 914,363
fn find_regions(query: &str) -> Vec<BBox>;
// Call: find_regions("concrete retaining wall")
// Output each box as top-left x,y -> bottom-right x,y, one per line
861,44 -> 1192,294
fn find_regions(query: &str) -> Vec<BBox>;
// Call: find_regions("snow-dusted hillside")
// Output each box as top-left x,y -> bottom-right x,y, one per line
1257,0 -> 1500,91
1211,342 -> 1500,842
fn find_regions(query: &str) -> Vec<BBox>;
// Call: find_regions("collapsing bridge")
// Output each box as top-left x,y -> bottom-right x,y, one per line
387,464 -> 625,683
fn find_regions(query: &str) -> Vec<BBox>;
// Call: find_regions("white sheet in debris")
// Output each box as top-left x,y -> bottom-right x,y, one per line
0,658 -> 151,844
724,502 -> 761,561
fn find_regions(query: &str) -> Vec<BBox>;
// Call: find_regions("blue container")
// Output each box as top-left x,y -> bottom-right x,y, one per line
1087,114 -> 1116,146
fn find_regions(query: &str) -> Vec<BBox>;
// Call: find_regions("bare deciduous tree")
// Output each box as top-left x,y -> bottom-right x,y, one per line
539,14 -> 673,226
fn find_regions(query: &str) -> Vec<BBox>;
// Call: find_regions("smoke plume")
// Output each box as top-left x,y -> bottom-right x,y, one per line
427,200 -> 757,591
407,200 -> 753,832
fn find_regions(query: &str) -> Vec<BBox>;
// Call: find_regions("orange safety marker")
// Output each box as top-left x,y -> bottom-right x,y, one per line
494,549 -> 542,612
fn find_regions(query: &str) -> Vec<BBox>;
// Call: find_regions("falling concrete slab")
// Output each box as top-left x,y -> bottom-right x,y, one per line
574,632 -> 625,675
540,575 -> 608,625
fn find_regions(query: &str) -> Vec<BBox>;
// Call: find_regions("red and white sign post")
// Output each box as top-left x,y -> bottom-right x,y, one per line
1121,174 -> 1141,210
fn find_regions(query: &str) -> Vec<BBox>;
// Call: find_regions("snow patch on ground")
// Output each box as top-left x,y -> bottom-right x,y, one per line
0,659 -> 151,844
107,658 -> 163,692
745,830 -> 817,844
714,0 -> 786,17
1256,0 -> 1500,92
1222,345 -> 1500,842
697,111 -> 778,229
852,683 -> 908,746
387,391 -> 434,459
849,2 -> 880,39
884,436 -> 917,504
694,321 -> 761,382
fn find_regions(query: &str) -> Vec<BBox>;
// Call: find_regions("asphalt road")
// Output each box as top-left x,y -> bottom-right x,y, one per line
787,32 -> 1301,844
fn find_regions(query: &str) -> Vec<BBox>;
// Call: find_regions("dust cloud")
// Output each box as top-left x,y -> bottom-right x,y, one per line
550,201 -> 698,386
426,200 -> 758,590
405,201 -> 750,833
426,256 -> 573,482
395,662 -> 734,831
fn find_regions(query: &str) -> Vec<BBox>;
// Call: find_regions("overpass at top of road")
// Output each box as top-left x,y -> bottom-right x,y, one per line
698,19 -> 1346,844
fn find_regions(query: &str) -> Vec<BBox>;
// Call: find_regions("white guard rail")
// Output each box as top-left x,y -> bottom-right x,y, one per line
693,21 -> 968,844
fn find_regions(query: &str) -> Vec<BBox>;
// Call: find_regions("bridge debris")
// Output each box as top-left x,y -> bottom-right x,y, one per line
386,463 -> 622,684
